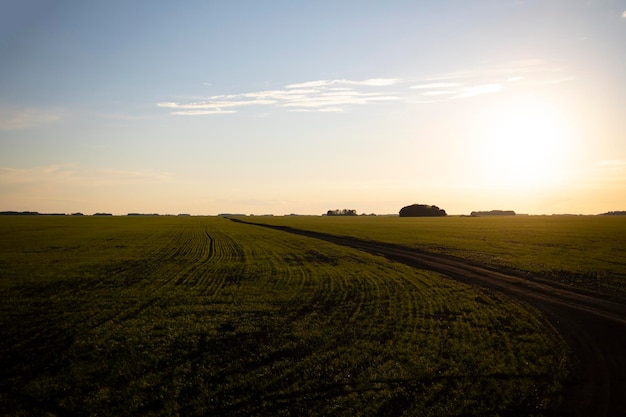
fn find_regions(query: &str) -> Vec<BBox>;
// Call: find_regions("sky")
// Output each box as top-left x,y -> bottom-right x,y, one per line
1,0 -> 625,215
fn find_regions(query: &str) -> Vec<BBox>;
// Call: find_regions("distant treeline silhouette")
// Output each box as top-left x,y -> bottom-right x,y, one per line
0,211 -> 66,216
471,210 -> 516,216
399,204 -> 447,217
600,211 -> 626,216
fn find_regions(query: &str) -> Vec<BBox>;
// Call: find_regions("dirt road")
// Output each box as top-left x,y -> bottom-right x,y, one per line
237,220 -> 626,416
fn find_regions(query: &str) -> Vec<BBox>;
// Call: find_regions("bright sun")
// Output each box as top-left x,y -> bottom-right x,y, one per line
475,95 -> 572,188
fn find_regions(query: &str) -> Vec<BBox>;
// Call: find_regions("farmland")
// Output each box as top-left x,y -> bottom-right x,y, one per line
245,215 -> 626,298
1,216 -> 570,415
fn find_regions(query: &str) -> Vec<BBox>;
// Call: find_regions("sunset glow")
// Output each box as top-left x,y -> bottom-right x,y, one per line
476,95 -> 575,188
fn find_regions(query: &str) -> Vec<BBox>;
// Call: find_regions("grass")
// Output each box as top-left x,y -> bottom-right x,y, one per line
0,216 -> 569,416
245,215 -> 626,297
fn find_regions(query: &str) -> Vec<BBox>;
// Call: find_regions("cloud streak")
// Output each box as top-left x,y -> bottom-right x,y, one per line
410,82 -> 461,89
158,78 -> 403,115
158,60 -> 572,115
409,59 -> 573,103
454,83 -> 503,98
285,78 -> 400,89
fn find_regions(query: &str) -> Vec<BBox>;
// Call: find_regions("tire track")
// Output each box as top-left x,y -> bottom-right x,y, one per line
231,219 -> 626,416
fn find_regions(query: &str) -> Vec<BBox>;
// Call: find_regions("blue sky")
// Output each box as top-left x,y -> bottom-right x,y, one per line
1,0 -> 625,215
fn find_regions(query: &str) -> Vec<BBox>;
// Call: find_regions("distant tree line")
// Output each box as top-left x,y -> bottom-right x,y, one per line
0,211 -> 65,216
600,211 -> 626,216
470,210 -> 516,216
0,211 -> 41,216
0,211 -> 196,217
325,209 -> 357,216
399,204 -> 447,217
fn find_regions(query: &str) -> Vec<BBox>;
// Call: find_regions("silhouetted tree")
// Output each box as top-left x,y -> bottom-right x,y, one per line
399,204 -> 446,217
326,209 -> 357,216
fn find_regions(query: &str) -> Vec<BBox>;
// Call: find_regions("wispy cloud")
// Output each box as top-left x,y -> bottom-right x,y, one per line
410,82 -> 461,89
158,78 -> 402,115
0,107 -> 63,130
409,82 -> 502,102
454,83 -> 503,98
420,90 -> 459,97
286,78 -> 400,89
171,110 -> 238,116
157,95 -> 282,114
409,59 -> 573,103
158,60 -> 574,115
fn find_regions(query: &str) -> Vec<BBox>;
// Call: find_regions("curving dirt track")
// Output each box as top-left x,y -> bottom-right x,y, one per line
234,220 -> 626,416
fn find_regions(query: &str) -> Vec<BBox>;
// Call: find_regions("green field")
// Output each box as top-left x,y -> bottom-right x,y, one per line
246,215 -> 626,297
1,216 -> 570,416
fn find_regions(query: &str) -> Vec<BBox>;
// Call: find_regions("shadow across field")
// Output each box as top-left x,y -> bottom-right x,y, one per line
231,218 -> 626,416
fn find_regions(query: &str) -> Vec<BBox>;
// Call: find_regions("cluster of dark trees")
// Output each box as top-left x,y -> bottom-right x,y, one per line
326,209 -> 357,216
399,204 -> 447,217
470,210 -> 516,216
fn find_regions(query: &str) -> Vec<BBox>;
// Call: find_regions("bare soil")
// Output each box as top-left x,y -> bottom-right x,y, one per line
239,220 -> 626,416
